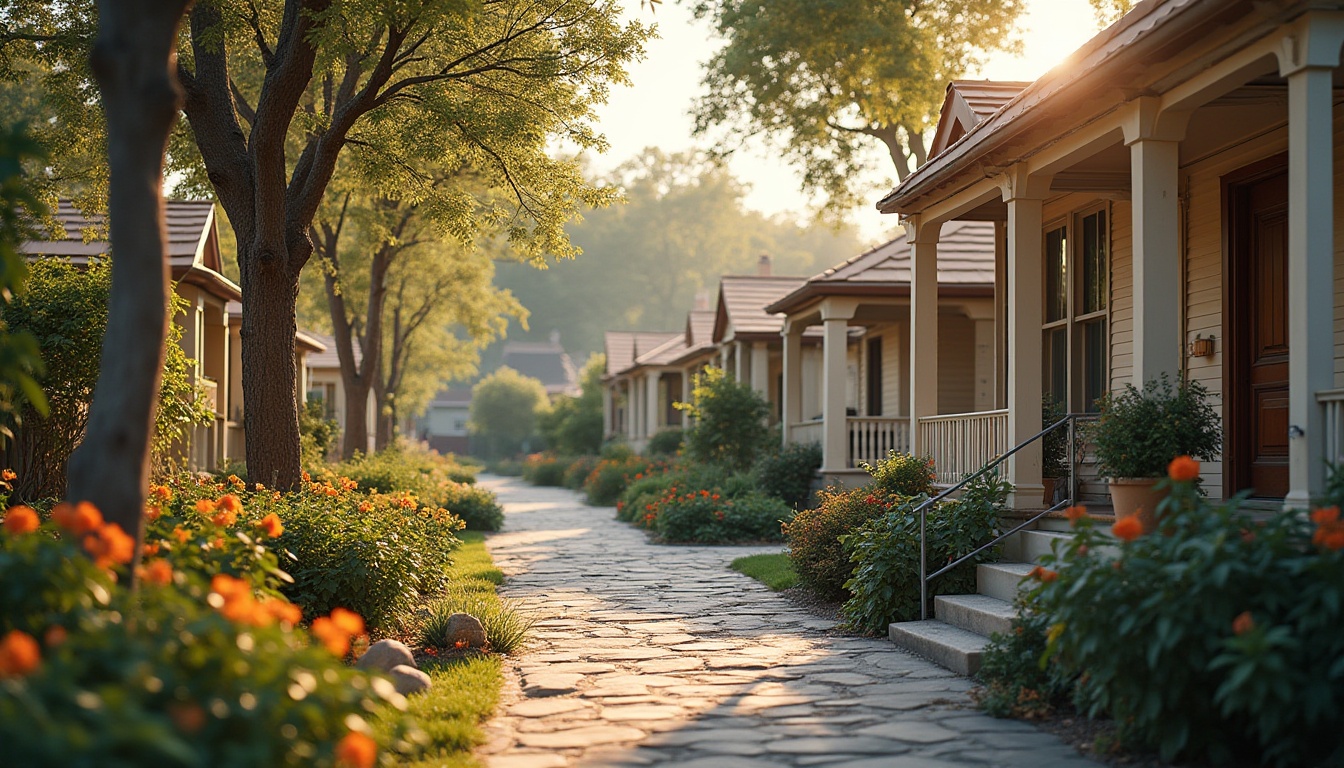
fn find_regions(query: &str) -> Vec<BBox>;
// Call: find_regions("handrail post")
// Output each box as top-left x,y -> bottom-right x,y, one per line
919,504 -> 928,620
1068,415 -> 1077,504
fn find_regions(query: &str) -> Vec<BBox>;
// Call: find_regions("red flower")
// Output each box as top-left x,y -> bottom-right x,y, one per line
1063,505 -> 1088,525
1232,611 -> 1255,636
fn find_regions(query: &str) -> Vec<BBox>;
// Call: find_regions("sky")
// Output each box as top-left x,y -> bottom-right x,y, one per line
587,0 -> 1104,243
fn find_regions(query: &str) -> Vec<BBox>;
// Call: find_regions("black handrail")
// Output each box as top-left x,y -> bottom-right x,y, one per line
917,413 -> 1096,620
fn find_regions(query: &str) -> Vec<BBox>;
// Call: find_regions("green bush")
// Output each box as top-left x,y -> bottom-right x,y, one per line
783,487 -> 890,600
439,481 -> 504,532
486,458 -> 525,476
617,471 -> 678,523
842,473 -> 1010,632
861,451 -> 935,497
646,428 -> 684,457
1089,373 -> 1221,479
676,367 -> 770,472
562,455 -> 600,490
300,399 -> 340,469
332,446 -> 498,530
468,367 -> 548,458
583,456 -> 661,506
536,355 -> 605,456
754,442 -> 822,509
1029,474 -> 1344,766
647,488 -> 792,544
975,607 -> 1075,719
522,453 -> 568,486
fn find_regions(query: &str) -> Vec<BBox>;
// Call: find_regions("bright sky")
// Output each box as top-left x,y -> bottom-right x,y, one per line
588,0 -> 1103,243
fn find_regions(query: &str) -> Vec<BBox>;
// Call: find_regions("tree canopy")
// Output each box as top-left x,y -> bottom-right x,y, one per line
469,366 -> 548,458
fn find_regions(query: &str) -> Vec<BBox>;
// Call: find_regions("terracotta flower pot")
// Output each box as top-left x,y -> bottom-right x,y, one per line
1108,477 -> 1169,533
1042,477 -> 1060,506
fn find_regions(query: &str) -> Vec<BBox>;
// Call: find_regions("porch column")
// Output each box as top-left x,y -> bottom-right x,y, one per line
969,308 -> 997,412
907,217 -> 940,461
750,341 -> 770,400
734,341 -> 746,382
781,320 -> 804,445
626,380 -> 639,442
646,371 -> 662,437
821,299 -> 858,473
719,344 -> 729,371
602,383 -> 613,439
1123,97 -> 1188,384
1282,49 -> 1339,507
1001,166 -> 1052,508
993,221 -> 1008,409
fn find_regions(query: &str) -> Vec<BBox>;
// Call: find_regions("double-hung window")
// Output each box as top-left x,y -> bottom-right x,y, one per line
1042,207 -> 1109,413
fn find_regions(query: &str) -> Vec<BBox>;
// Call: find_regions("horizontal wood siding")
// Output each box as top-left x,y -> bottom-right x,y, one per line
1110,200 -> 1133,391
938,313 -> 976,414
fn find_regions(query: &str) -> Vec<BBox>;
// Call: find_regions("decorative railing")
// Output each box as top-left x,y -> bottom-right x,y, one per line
1319,388 -> 1344,465
848,417 -> 911,467
917,409 -> 1009,485
789,420 -> 824,446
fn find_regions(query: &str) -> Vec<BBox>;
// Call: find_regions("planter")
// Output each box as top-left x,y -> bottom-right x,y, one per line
1108,477 -> 1170,533
1042,477 -> 1061,506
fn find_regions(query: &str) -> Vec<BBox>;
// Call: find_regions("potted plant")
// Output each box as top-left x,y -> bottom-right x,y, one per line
1041,395 -> 1068,505
1089,374 -> 1221,531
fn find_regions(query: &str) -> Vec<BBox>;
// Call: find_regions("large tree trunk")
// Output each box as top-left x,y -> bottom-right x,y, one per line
238,241 -> 304,489
341,376 -> 371,458
372,375 -> 394,451
67,0 -> 190,556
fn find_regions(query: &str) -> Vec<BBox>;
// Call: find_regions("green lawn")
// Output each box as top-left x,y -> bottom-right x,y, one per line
731,552 -> 798,591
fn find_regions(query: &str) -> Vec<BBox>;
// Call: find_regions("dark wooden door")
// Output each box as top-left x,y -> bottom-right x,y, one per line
1228,169 -> 1289,498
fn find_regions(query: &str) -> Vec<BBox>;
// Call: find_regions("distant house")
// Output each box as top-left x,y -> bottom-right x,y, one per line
419,386 -> 473,455
500,332 -> 579,397
303,332 -> 377,457
601,330 -> 683,451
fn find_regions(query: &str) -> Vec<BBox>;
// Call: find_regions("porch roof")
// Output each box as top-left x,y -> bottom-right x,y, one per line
712,274 -> 814,343
765,221 -> 996,315
604,330 -> 681,379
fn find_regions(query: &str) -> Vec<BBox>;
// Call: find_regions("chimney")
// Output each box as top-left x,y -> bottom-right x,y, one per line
756,253 -> 772,277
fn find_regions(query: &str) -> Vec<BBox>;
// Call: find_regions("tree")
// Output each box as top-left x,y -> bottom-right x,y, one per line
676,366 -> 770,472
1090,0 -> 1133,26
468,366 -> 548,458
537,353 -> 605,455
692,0 -> 1024,211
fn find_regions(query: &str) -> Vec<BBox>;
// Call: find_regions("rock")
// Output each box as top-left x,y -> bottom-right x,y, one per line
388,664 -> 432,696
355,639 -> 416,673
445,612 -> 488,649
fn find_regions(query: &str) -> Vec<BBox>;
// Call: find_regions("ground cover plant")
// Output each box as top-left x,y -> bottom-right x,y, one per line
730,553 -> 798,591
753,442 -> 822,510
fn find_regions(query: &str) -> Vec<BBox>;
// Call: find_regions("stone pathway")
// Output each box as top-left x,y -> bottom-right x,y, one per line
476,477 -> 1097,768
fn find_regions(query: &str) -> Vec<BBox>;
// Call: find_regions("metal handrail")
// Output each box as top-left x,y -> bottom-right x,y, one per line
917,413 -> 1093,620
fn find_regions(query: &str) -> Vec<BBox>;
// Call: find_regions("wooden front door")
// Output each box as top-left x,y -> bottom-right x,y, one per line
1227,164 -> 1289,499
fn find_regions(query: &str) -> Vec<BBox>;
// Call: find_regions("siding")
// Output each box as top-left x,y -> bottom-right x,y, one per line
1110,200 -> 1133,391
938,313 -> 976,414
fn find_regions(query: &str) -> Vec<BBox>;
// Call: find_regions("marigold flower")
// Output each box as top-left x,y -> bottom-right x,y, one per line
301,471 -> 311,482
358,501 -> 373,513
172,526 -> 190,544
53,501 -> 103,536
1,469 -> 15,482
217,494 -> 243,514
256,513 -> 284,538
335,731 -> 377,768
1112,515 -> 1144,542
195,499 -> 217,515
311,617 -> 351,656
454,639 -> 469,649
210,573 -> 251,600
139,559 -> 174,586
1028,565 -> 1058,582
260,598 -> 303,625
1064,505 -> 1089,525
150,484 -> 173,501
1167,455 -> 1200,482
43,625 -> 67,648
330,607 -> 365,636
84,522 -> 135,568
1311,506 -> 1340,526
3,505 -> 39,535
144,504 -> 161,521
1232,611 -> 1255,636
210,508 -> 238,527
0,629 -> 40,678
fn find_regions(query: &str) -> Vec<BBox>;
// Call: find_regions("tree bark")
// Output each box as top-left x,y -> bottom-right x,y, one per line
66,0 -> 190,556
238,240 -> 304,488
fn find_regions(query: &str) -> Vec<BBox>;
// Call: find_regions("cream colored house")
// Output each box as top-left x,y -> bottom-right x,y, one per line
877,0 -> 1344,510
766,223 -> 996,483
304,333 -> 377,457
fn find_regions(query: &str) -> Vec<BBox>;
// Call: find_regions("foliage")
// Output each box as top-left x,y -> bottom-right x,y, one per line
0,123 -> 49,443
691,0 -> 1024,212
645,428 -> 685,457
583,456 -> 661,507
1090,0 -> 1134,26
330,444 -> 498,529
677,367 -> 771,472
753,441 -> 821,509
1089,374 -> 1221,479
730,553 -> 798,591
640,486 -> 792,544
522,454 -> 568,487
616,470 -> 680,523
1030,474 -> 1344,766
468,367 -> 548,459
974,607 -> 1075,720
421,590 -> 535,657
783,487 -> 891,600
535,355 -> 606,456
485,458 -> 525,477
1041,395 -> 1068,479
861,451 -> 935,497
562,455 -> 600,491
300,399 -> 341,469
842,474 -> 1011,632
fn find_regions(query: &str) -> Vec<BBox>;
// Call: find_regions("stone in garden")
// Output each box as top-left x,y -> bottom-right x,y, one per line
355,639 -> 416,673
388,664 -> 432,696
445,612 -> 488,648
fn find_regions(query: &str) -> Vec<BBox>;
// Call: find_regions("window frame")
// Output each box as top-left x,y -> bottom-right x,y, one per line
1041,203 -> 1111,413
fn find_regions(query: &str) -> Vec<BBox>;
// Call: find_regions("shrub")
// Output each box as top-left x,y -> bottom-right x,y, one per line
783,487 -> 890,600
439,481 -> 504,532
536,355 -> 605,456
1089,373 -> 1221,479
646,428 -> 684,457
1029,470 -> 1344,766
583,456 -> 659,506
617,471 -> 679,522
468,367 -> 548,458
676,367 -> 770,472
333,446 -> 499,530
842,473 -> 1010,632
647,489 -> 792,544
300,399 -> 340,469
861,450 -> 935,497
974,607 -> 1075,719
562,455 -> 600,490
487,458 -> 525,476
754,442 -> 822,509
522,453 -> 567,486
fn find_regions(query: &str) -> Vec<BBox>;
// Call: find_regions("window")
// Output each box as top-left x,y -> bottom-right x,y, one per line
866,337 -> 883,416
1043,208 -> 1109,413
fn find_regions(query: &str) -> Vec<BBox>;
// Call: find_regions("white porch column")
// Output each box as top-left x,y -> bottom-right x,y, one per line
1123,97 -> 1188,384
719,344 -> 729,371
781,320 -> 804,445
750,341 -> 770,400
821,299 -> 858,473
602,383 -> 613,438
969,310 -> 997,412
907,217 -> 940,459
629,380 -> 642,441
1280,31 -> 1341,507
993,221 -> 1008,409
734,341 -> 746,381
1001,166 -> 1052,508
646,371 -> 662,437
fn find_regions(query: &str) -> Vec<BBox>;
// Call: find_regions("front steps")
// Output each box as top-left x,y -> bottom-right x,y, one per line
887,519 -> 1101,676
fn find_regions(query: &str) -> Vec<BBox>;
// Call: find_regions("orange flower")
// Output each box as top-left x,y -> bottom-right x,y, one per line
301,471 -> 311,482
0,629 -> 40,678
1112,515 -> 1144,542
144,504 -> 161,521
139,559 -> 174,586
256,513 -> 284,538
83,523 -> 135,568
227,474 -> 243,487
144,541 -> 161,557
1064,505 -> 1089,525
335,731 -> 377,768
311,617 -> 351,656
358,501 -> 373,513
1232,611 -> 1255,636
259,597 -> 303,626
3,505 -> 39,535
210,573 -> 251,600
217,494 -> 243,514
172,526 -> 190,544
43,625 -> 67,648
52,501 -> 103,535
1167,455 -> 1200,482
195,499 -> 217,515
1311,506 -> 1340,526
1,469 -> 15,482
150,484 -> 173,501
1028,565 -> 1058,582
330,607 -> 365,636
454,639 -> 469,649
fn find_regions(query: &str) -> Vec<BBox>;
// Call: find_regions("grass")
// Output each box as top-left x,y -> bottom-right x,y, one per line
731,552 -> 798,591
378,530 -> 518,767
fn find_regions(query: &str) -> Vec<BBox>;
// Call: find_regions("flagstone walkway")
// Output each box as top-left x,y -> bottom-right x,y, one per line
476,476 -> 1097,768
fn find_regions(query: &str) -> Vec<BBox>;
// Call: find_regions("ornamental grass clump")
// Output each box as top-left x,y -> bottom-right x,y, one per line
1015,458 -> 1344,766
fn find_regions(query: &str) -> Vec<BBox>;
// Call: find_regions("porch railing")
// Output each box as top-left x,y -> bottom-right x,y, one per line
848,417 -> 911,467
917,409 -> 1009,484
789,420 -> 824,446
1320,389 -> 1344,465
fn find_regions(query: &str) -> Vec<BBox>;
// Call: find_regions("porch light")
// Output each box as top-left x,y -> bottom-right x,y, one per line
1188,334 -> 1215,358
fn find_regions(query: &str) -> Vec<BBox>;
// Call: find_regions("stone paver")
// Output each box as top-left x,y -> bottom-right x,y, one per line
478,477 -> 1098,767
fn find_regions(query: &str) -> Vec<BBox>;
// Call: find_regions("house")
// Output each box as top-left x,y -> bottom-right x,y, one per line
877,0 -> 1344,511
419,386 -> 473,455
602,330 -> 683,451
501,333 -> 579,398
303,332 -> 377,456
19,200 -> 320,473
765,223 -> 996,483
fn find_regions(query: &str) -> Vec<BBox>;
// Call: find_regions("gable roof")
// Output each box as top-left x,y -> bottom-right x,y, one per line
711,275 -> 809,343
304,332 -> 358,370
603,331 -> 680,379
928,80 -> 1032,158
501,340 -> 578,395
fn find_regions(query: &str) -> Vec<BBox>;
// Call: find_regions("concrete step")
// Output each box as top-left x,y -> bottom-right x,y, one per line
1018,529 -> 1073,563
934,593 -> 1016,638
977,561 -> 1036,602
888,620 -> 990,676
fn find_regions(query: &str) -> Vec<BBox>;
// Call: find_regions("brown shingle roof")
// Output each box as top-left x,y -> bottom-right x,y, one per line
305,332 -> 359,369
929,81 -> 1032,159
604,331 -> 681,378
712,275 -> 809,343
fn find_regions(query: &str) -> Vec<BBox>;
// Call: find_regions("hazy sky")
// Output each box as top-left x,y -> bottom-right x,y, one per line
588,0 -> 1103,243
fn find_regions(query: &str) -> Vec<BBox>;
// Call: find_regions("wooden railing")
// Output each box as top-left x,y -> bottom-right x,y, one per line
917,409 -> 1009,485
1320,389 -> 1344,465
848,417 -> 911,467
789,420 -> 824,446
